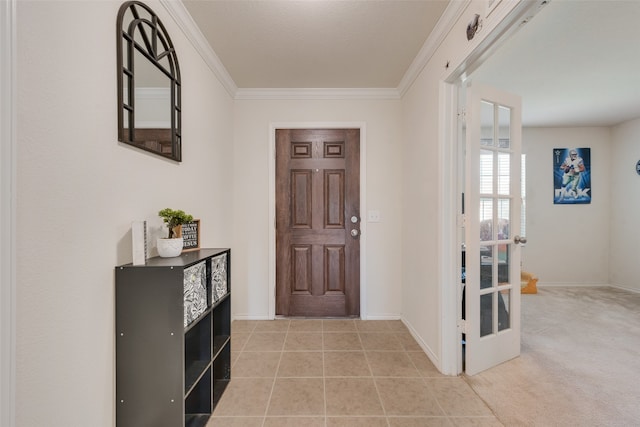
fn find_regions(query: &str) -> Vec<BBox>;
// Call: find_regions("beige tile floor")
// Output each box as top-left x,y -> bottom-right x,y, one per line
208,319 -> 502,427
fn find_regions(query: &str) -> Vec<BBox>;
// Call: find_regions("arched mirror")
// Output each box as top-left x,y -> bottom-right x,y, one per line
117,1 -> 181,161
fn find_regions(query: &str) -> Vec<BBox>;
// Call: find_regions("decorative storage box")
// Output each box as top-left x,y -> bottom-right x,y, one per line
183,260 -> 208,327
212,253 -> 228,301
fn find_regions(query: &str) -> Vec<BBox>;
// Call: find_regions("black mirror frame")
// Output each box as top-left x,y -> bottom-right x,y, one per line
117,1 -> 182,162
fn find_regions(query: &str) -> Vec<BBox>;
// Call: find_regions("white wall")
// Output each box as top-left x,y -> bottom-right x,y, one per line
610,118 -> 640,292
401,70 -> 442,361
16,1 -> 234,425
522,127 -> 611,285
520,122 -> 640,291
232,99 -> 403,320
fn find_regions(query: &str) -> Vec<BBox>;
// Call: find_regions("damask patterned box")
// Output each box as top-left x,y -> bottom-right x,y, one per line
212,254 -> 228,301
183,260 -> 207,327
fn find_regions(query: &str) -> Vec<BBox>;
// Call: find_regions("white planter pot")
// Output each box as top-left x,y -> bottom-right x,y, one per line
157,237 -> 183,258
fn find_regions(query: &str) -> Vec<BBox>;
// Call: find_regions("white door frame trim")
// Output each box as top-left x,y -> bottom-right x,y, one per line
438,82 -> 461,375
1,0 -> 17,425
268,122 -> 367,320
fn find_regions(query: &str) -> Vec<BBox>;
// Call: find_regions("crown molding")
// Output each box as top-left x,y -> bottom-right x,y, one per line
397,0 -> 470,97
160,0 -> 238,98
235,88 -> 401,101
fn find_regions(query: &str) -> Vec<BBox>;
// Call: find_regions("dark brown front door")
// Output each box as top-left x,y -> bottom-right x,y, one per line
276,129 -> 360,317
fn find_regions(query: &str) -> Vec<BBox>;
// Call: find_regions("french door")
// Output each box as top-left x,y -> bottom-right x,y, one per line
464,83 -> 523,375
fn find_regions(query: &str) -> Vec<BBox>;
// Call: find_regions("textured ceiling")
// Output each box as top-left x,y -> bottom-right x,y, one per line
471,0 -> 640,127
182,0 -> 449,89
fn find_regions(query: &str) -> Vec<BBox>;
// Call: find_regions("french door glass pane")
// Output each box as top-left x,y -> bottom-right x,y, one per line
480,293 -> 493,337
497,199 -> 510,239
497,152 -> 510,195
498,243 -> 509,280
480,150 -> 493,193
481,101 -> 494,146
498,105 -> 511,148
498,290 -> 511,332
480,246 -> 493,290
480,198 -> 493,241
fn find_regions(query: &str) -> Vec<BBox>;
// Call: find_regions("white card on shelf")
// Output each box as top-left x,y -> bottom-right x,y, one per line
132,220 -> 147,265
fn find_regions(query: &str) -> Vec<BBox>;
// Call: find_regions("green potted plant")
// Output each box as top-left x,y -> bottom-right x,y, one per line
157,208 -> 193,257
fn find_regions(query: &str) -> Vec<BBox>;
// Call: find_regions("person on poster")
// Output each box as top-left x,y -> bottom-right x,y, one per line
559,149 -> 585,196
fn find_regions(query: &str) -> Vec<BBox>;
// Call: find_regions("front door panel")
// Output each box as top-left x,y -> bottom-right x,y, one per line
276,129 -> 360,317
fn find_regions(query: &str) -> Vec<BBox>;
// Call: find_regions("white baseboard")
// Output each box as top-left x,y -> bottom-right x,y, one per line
400,317 -> 442,374
537,282 -> 610,288
609,283 -> 640,294
536,282 -> 640,294
232,314 -> 271,321
364,314 -> 401,321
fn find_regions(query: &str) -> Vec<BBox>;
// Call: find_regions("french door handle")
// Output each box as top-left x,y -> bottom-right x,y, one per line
514,235 -> 527,244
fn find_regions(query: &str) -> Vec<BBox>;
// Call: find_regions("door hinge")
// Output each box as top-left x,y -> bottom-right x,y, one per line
457,214 -> 466,228
458,107 -> 467,124
457,319 -> 468,334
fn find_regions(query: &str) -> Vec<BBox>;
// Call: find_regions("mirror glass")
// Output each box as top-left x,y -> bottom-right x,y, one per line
117,1 -> 181,161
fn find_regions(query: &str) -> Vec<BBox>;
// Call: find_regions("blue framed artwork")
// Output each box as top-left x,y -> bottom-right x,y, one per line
553,148 -> 591,204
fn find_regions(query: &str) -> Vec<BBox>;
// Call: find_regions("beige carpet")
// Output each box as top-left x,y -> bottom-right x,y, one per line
464,286 -> 640,426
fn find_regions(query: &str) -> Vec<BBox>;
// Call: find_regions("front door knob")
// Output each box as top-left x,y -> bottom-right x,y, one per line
351,229 -> 359,237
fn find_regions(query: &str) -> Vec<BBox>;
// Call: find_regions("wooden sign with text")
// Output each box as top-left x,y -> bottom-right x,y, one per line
177,219 -> 200,252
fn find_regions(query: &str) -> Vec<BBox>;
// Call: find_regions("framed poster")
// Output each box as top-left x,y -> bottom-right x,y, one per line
553,148 -> 591,204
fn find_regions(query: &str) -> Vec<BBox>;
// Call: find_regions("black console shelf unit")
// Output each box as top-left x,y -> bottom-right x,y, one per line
116,248 -> 231,427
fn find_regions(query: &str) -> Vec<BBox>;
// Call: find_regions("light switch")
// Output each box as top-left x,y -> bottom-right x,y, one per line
368,210 -> 381,222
